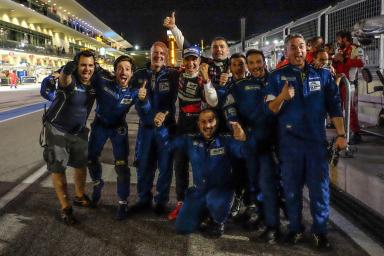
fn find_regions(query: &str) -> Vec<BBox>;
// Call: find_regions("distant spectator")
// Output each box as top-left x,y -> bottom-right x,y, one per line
306,36 -> 324,64
333,30 -> 365,144
9,70 -> 17,89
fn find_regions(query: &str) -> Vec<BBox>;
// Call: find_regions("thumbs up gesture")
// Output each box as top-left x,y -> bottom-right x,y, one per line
280,81 -> 295,100
138,80 -> 147,101
154,111 -> 169,127
230,121 -> 246,141
163,11 -> 176,29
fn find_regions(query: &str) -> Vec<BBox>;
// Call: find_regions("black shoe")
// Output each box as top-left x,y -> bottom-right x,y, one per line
312,233 -> 332,251
132,159 -> 139,168
91,179 -> 104,206
206,222 -> 224,238
116,202 -> 129,221
259,227 -> 280,244
73,194 -> 92,208
61,207 -> 78,225
199,216 -> 213,231
230,196 -> 243,219
284,231 -> 304,245
243,204 -> 262,230
153,203 -> 167,215
130,200 -> 152,213
349,132 -> 362,145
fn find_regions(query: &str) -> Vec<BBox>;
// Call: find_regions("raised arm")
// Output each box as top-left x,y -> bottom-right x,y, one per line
58,61 -> 77,88
163,11 -> 191,49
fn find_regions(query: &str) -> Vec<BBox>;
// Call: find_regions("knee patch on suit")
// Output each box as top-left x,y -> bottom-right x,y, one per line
115,161 -> 130,183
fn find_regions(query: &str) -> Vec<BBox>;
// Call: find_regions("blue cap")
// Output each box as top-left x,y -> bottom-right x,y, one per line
183,46 -> 201,58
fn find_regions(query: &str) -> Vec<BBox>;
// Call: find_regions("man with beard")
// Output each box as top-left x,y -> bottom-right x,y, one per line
222,49 -> 280,243
157,109 -> 246,238
168,46 -> 218,221
266,34 -> 347,250
217,53 -> 249,219
333,30 -> 364,144
130,41 -> 179,215
87,55 -> 151,220
42,50 -> 96,224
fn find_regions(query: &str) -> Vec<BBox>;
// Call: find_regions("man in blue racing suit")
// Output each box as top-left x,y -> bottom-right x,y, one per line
222,49 -> 280,243
266,34 -> 347,250
87,55 -> 150,220
157,108 -> 247,238
130,41 -> 179,215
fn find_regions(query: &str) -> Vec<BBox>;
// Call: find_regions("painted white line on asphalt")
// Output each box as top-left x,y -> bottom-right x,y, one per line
330,207 -> 384,256
0,166 -> 47,210
303,188 -> 384,256
0,109 -> 43,123
0,101 -> 46,113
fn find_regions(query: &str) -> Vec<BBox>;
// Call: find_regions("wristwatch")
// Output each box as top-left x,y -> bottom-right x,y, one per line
336,134 -> 346,138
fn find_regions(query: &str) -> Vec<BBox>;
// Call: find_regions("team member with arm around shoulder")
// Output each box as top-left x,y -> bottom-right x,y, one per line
222,49 -> 281,242
42,50 -> 97,225
265,34 -> 347,250
163,11 -> 231,86
87,55 -> 150,220
130,41 -> 179,215
168,46 -> 218,220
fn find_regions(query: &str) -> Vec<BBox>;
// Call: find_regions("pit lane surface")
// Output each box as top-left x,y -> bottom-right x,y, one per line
0,89 -> 377,255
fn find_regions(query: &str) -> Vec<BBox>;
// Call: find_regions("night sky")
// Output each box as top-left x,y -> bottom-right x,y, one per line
77,0 -> 338,49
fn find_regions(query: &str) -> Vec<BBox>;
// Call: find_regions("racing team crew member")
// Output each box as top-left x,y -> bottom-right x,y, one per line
266,34 -> 347,250
157,108 -> 247,238
42,50 -> 97,225
130,41 -> 179,215
333,30 -> 364,144
223,49 -> 279,243
87,55 -> 150,220
217,53 -> 249,219
163,12 -> 231,88
40,68 -> 61,102
168,46 -> 218,220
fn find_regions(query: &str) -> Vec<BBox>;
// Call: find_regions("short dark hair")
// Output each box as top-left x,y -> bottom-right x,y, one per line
230,53 -> 246,63
211,36 -> 229,47
313,48 -> 328,59
284,33 -> 305,46
113,55 -> 136,72
245,49 -> 265,62
199,108 -> 217,121
336,30 -> 352,43
74,50 -> 95,64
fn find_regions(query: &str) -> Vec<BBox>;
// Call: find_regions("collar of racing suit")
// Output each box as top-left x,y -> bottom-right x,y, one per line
182,71 -> 199,79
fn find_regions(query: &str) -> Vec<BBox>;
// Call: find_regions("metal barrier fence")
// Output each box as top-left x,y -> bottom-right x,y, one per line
229,0 -> 382,67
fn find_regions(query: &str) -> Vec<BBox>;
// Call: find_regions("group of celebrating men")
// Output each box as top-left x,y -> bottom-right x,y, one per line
40,11 -> 352,251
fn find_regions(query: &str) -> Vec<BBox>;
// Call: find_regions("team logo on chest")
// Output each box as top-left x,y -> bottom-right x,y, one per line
159,81 -> 170,92
185,81 -> 198,95
210,147 -> 225,156
309,78 -> 321,92
120,97 -> 132,104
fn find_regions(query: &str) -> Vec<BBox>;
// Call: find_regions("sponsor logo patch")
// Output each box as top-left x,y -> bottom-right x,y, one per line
159,81 -> 170,92
210,147 -> 225,156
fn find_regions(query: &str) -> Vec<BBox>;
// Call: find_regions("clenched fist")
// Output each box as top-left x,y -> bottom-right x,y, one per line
154,111 -> 169,127
199,63 -> 210,82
